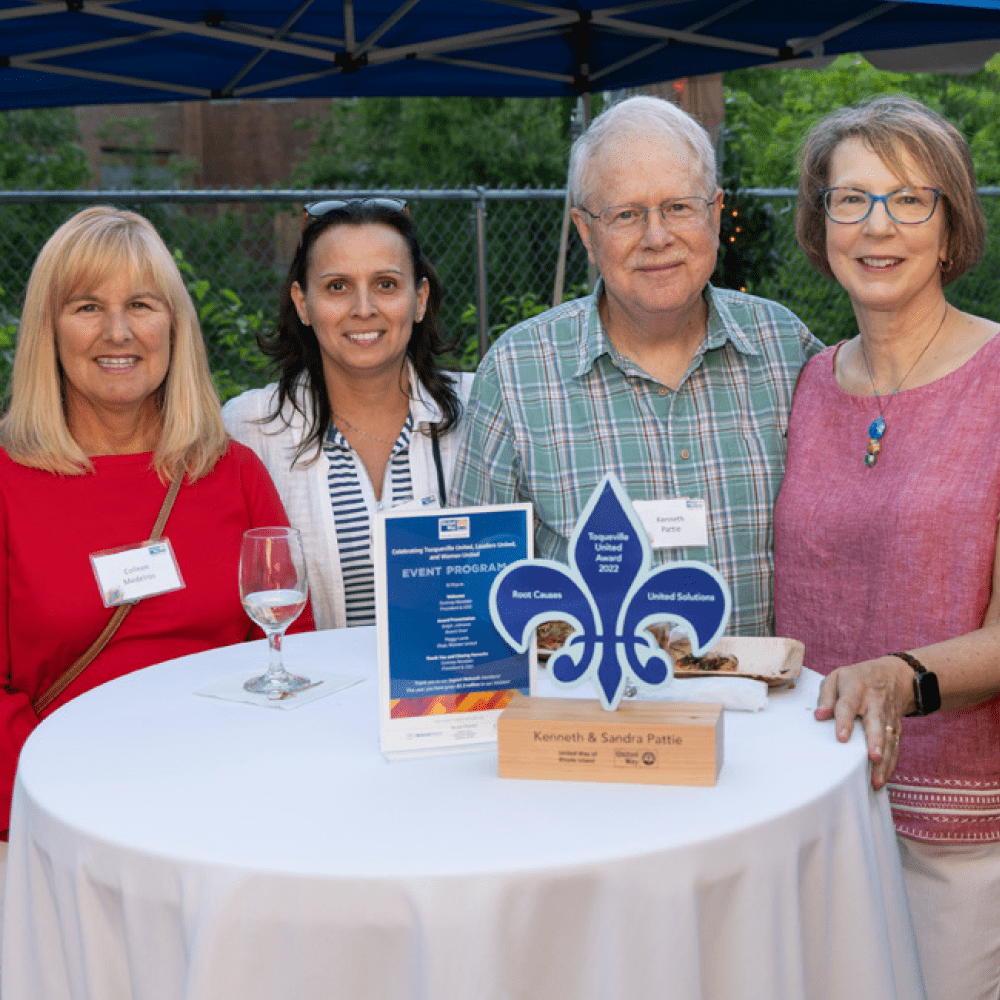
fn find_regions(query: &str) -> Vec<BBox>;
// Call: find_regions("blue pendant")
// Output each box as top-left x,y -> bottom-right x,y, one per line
868,416 -> 886,440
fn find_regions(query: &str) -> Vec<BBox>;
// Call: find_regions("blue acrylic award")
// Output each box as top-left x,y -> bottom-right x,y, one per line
491,475 -> 731,785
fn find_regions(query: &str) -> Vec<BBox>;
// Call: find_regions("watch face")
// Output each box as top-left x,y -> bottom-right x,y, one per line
916,671 -> 942,715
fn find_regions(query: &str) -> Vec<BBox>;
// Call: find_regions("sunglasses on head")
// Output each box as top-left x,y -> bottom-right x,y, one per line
301,198 -> 409,233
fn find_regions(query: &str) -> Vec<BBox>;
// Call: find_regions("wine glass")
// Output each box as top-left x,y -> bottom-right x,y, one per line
240,526 -> 310,696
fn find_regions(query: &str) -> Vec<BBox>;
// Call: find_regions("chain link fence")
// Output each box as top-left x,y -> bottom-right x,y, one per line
0,188 -> 998,402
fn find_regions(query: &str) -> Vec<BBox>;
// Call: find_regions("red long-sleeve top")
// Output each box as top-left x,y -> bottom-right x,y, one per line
0,441 -> 315,832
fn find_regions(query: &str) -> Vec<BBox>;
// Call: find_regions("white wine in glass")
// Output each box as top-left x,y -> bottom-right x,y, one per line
240,526 -> 310,695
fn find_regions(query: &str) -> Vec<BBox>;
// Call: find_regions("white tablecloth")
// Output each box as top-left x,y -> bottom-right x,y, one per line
4,628 -> 925,1000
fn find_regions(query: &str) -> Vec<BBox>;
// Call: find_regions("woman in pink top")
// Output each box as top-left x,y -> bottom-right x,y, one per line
774,96 -> 1000,1000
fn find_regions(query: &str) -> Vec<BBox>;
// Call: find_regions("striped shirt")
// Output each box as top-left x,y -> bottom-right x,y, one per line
324,415 -> 414,627
451,284 -> 822,637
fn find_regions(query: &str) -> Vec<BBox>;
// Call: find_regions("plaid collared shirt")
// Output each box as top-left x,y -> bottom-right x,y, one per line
451,284 -> 823,636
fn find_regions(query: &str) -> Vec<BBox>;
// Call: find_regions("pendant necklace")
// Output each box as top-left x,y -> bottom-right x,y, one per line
859,303 -> 949,468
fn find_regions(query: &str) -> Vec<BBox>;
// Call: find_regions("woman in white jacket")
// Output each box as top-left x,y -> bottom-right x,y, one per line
224,199 -> 472,630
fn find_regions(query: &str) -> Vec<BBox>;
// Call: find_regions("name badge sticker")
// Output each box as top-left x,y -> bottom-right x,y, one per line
632,498 -> 709,549
90,539 -> 185,607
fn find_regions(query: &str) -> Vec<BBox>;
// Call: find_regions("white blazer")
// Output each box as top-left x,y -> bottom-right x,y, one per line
223,368 -> 474,630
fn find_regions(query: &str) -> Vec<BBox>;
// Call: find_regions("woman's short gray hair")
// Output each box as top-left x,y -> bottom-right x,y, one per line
568,95 -> 718,208
796,94 -> 985,286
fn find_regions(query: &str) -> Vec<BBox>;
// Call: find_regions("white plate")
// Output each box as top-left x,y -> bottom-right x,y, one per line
673,636 -> 804,688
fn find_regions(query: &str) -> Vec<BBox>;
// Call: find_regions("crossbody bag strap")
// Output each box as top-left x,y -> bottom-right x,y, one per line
32,470 -> 184,716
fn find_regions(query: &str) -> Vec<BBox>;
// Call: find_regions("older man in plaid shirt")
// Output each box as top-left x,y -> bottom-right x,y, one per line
451,96 -> 822,637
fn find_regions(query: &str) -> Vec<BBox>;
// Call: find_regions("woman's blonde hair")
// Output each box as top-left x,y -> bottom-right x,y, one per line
0,206 -> 227,481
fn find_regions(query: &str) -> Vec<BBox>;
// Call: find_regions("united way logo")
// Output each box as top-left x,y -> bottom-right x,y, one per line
489,474 -> 731,711
438,516 -> 470,540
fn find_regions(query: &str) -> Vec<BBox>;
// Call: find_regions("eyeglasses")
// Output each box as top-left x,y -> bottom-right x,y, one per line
578,196 -> 714,233
301,198 -> 409,232
820,187 -> 942,225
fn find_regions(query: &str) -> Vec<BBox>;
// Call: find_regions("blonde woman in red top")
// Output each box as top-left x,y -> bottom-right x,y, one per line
0,208 -> 312,939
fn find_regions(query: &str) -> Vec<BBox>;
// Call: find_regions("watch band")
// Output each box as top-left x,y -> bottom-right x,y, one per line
890,651 -> 941,716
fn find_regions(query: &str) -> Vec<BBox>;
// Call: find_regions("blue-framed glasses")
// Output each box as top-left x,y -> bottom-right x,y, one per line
820,186 -> 942,225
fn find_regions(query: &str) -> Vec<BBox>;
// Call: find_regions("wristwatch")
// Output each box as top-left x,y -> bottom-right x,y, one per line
891,652 -> 941,716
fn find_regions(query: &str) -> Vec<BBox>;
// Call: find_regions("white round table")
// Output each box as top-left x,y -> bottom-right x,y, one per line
3,628 -> 924,1000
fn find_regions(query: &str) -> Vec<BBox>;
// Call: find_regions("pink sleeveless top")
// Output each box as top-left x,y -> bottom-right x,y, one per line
774,335 -> 1000,843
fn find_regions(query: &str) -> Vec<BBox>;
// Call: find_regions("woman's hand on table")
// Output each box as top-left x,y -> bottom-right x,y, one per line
814,657 -> 914,790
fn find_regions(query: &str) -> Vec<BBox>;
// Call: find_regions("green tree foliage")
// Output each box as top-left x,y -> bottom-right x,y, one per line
714,129 -> 781,294
174,250 -> 272,402
295,97 -> 581,189
0,284 -> 17,402
0,110 -> 92,317
725,54 -> 1000,188
725,55 -> 1000,342
0,108 -> 90,190
451,285 -> 591,370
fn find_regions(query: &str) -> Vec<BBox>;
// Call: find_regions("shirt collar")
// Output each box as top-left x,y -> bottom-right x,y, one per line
573,278 -> 619,378
301,358 -> 442,434
574,280 -> 760,380
405,357 -> 447,430
703,284 -> 760,358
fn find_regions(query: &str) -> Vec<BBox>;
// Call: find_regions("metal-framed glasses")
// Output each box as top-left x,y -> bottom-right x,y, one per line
579,196 -> 714,232
820,186 -> 942,225
301,197 -> 408,232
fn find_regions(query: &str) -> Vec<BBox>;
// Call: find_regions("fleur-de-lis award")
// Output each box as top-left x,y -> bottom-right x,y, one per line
491,474 -> 731,786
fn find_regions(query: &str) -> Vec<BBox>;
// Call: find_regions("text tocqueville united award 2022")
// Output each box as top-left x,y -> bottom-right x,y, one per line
490,474 -> 731,785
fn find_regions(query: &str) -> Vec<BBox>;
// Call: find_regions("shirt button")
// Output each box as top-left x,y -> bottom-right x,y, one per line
657,387 -> 668,397
680,449 -> 690,460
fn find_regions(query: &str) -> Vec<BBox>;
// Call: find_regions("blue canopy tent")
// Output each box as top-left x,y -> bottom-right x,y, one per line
2,0 -> 1000,108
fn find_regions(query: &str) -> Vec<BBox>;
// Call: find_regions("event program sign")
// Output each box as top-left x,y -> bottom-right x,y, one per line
374,503 -> 532,757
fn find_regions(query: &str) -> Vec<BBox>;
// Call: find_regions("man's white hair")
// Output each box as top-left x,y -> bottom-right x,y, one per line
568,95 -> 718,208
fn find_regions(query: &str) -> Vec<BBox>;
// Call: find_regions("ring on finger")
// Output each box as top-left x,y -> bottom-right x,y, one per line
884,724 -> 900,743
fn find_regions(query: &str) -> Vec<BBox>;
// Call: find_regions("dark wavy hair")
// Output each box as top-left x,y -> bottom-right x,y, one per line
258,200 -> 461,464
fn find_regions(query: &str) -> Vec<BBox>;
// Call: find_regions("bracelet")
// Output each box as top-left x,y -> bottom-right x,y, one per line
890,651 -> 941,716
890,651 -> 926,675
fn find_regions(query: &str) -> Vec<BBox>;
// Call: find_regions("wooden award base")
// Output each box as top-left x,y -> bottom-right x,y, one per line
497,695 -> 723,786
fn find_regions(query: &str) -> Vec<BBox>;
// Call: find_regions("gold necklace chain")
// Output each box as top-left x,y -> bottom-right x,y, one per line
332,411 -> 404,446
